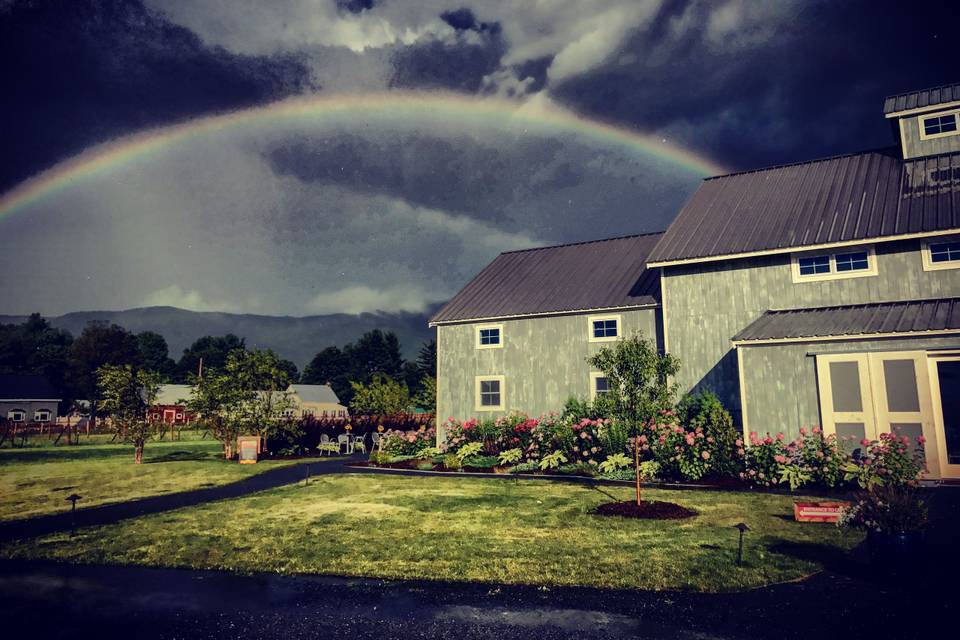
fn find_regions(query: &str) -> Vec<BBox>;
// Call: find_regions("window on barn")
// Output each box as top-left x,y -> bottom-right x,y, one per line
34,409 -> 52,422
475,376 -> 504,411
793,247 -> 877,282
588,315 -> 621,342
7,409 -> 26,422
923,239 -> 960,271
475,324 -> 504,349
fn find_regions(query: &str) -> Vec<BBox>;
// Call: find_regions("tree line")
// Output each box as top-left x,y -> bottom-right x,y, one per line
0,313 -> 436,422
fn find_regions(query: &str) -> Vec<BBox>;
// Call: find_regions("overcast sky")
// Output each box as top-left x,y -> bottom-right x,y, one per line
0,0 -> 954,317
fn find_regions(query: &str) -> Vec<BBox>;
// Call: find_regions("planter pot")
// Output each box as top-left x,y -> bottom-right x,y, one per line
867,530 -> 926,574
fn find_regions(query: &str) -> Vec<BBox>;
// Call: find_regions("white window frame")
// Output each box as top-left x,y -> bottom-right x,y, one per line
474,375 -> 505,412
790,246 -> 878,283
921,239 -> 960,271
587,314 -> 622,343
33,409 -> 52,422
589,371 -> 610,401
7,410 -> 26,422
918,109 -> 960,141
475,323 -> 504,350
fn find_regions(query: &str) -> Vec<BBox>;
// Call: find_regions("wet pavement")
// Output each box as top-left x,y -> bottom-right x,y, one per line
0,556 -> 954,639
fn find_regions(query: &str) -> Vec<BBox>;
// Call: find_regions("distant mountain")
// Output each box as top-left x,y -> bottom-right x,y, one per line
0,306 -> 440,369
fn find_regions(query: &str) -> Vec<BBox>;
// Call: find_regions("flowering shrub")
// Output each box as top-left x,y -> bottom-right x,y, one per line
380,426 -> 437,457
569,418 -> 606,466
677,390 -> 741,476
741,432 -> 789,487
644,410 -> 729,481
843,433 -> 927,489
838,485 -> 928,534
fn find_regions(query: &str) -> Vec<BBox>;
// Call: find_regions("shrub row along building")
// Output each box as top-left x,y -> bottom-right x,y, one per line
431,83 -> 960,480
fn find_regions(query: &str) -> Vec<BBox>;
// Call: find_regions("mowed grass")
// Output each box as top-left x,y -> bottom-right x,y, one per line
1,474 -> 863,592
0,433 -> 313,522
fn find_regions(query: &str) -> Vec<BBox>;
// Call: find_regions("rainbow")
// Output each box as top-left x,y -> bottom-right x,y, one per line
0,92 -> 727,217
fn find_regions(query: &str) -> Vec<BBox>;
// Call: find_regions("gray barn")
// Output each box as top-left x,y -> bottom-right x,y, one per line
433,84 -> 960,480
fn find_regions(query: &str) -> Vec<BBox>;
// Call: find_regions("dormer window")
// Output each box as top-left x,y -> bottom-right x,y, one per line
792,246 -> 878,282
919,111 -> 959,140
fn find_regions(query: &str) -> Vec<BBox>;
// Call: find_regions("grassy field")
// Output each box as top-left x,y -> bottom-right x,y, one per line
1,474 -> 863,592
0,433 -> 316,522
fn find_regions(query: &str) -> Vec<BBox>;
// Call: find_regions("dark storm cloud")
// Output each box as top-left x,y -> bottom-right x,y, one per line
0,0 -> 312,192
335,0 -> 376,15
550,0 -> 958,170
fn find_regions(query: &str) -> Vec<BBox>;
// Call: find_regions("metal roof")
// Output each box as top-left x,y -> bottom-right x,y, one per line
288,384 -> 342,405
0,374 -> 60,400
733,298 -> 960,343
429,233 -> 662,325
883,82 -> 960,115
647,148 -> 960,266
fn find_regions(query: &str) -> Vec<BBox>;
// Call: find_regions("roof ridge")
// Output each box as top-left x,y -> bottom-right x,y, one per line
769,296 -> 960,313
884,81 -> 960,102
498,231 -> 665,256
704,146 -> 901,181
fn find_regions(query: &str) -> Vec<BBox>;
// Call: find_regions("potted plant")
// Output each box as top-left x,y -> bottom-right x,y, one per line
839,484 -> 928,573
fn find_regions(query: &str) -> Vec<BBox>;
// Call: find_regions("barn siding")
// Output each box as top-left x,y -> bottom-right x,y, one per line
739,335 -> 960,439
662,238 -> 960,423
436,308 -> 660,438
900,112 -> 960,159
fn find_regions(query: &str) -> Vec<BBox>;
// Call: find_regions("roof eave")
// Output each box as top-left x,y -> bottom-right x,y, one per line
429,302 -> 660,327
648,228 -> 960,269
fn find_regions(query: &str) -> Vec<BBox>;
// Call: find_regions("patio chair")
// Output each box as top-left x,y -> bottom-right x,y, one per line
371,432 -> 382,448
337,434 -> 352,454
319,433 -> 333,456
353,434 -> 367,454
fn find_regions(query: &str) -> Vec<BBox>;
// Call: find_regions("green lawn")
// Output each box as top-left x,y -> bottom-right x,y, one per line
0,434 -> 317,522
0,474 -> 863,592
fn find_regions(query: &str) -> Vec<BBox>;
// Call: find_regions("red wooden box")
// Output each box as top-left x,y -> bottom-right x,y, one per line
793,501 -> 850,523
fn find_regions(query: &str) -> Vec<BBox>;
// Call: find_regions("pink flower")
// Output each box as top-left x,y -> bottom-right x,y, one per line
737,448 -> 745,456
918,435 -> 927,445
735,439 -> 743,447
860,438 -> 871,446
799,427 -> 807,436
701,451 -> 710,460
774,455 -> 787,464
763,436 -> 773,445
812,426 -> 821,434
748,469 -> 757,476
815,451 -> 824,459
685,434 -> 695,445
776,433 -> 785,441
639,435 -> 648,444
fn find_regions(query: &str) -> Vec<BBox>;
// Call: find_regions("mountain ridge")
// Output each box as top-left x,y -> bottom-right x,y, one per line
0,305 -> 441,369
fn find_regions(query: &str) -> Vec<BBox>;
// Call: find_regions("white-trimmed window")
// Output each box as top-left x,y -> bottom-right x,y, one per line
33,409 -> 52,422
475,324 -> 503,349
589,372 -> 610,401
282,408 -> 296,418
7,409 -> 26,422
922,239 -> 960,271
791,247 -> 877,282
475,375 -> 505,411
919,110 -> 959,140
588,314 -> 621,342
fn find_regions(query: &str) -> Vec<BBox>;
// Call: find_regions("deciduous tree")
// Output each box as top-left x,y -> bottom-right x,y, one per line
588,333 -> 679,505
97,364 -> 161,464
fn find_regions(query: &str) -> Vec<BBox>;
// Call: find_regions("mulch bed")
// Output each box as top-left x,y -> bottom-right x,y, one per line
592,500 -> 698,520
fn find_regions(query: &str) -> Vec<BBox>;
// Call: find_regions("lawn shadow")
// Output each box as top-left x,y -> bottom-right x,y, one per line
144,451 -> 211,464
769,540 -> 875,581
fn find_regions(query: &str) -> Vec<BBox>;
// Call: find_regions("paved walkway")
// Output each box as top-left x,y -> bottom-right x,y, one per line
0,456 -> 360,542
0,557 -> 953,640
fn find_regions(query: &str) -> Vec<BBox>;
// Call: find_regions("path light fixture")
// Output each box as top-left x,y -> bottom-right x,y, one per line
66,493 -> 81,536
733,522 -> 750,566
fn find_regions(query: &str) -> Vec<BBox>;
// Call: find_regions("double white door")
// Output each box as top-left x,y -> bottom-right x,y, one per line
816,351 -> 960,479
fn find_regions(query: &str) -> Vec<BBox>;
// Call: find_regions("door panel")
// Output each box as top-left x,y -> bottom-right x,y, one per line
817,351 -> 936,475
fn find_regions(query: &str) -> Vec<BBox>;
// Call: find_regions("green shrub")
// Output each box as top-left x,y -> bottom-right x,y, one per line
598,419 -> 630,457
415,461 -> 435,471
442,453 -> 462,470
454,442 -> 483,466
464,454 -> 499,469
677,390 -> 741,477
599,468 -> 636,481
497,448 -> 523,465
598,453 -> 632,473
561,396 -> 605,421
539,450 -> 568,471
639,460 -> 661,481
508,461 -> 540,474
555,462 -> 598,477
369,451 -> 392,465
